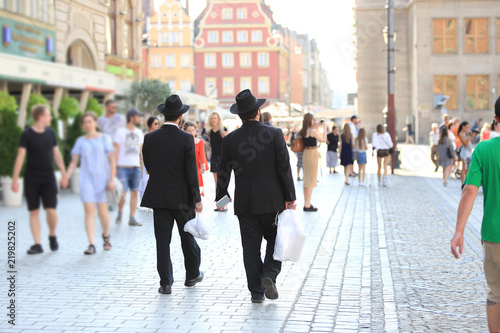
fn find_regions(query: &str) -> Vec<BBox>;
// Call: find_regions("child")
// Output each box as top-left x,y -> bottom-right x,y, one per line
355,128 -> 368,186
183,122 -> 208,196
326,126 -> 340,173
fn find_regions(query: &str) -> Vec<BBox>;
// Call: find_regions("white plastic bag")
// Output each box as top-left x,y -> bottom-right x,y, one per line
273,209 -> 305,262
184,214 -> 210,240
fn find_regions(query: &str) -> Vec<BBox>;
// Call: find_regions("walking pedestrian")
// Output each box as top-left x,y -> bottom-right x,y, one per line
457,121 -> 477,185
451,97 -> 500,333
340,123 -> 354,186
300,113 -> 327,211
480,122 -> 491,141
183,121 -> 209,197
141,94 -> 204,295
98,100 -> 126,138
372,124 -> 393,187
262,112 -> 273,126
289,124 -> 303,180
437,126 -> 455,187
490,120 -> 500,139
355,128 -> 368,186
349,116 -> 360,176
403,123 -> 415,144
66,112 -> 116,254
114,108 -> 144,226
207,112 -> 228,211
11,105 -> 68,254
440,113 -> 451,130
430,123 -> 440,172
139,117 -> 159,205
216,89 -> 296,303
326,126 -> 340,174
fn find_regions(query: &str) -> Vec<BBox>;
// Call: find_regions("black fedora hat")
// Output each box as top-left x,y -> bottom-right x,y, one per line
157,94 -> 190,116
230,89 -> 266,115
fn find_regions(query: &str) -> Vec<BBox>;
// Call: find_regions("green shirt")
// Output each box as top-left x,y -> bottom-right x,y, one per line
465,137 -> 500,243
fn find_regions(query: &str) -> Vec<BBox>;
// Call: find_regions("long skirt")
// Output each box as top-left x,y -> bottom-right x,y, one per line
303,149 -> 319,188
326,150 -> 338,168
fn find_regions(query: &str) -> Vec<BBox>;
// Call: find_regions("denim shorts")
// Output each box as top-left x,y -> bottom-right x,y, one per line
117,167 -> 141,192
357,152 -> 367,164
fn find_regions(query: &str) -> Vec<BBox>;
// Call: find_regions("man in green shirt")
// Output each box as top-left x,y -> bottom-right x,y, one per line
451,96 -> 500,332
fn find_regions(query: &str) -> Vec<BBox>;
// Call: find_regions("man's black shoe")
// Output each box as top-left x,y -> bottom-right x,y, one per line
251,293 -> 265,303
49,235 -> 59,251
158,285 -> 172,294
185,271 -> 204,287
27,244 -> 43,255
262,277 -> 279,300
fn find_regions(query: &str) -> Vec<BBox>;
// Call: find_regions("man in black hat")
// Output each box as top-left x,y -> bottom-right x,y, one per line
141,95 -> 204,295
216,89 -> 296,303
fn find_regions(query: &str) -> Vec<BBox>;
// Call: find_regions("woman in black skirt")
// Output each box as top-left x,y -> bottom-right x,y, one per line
208,112 -> 228,211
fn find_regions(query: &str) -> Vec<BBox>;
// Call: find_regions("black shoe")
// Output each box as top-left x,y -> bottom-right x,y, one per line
158,285 -> 172,294
49,235 -> 58,251
303,205 -> 318,212
185,271 -> 204,287
262,277 -> 279,300
251,293 -> 265,303
434,166 -> 439,172
27,244 -> 43,255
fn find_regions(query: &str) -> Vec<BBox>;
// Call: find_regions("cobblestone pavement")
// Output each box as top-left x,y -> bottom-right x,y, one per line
0,144 -> 487,332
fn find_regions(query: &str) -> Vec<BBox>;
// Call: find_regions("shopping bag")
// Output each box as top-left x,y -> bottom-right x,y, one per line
273,209 -> 305,262
106,177 -> 123,204
184,214 -> 210,240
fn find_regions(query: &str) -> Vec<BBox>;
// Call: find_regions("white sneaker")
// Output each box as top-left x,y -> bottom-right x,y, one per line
359,182 -> 365,187
382,176 -> 388,187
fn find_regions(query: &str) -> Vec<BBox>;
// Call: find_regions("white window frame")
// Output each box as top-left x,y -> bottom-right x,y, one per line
151,54 -> 161,68
237,30 -> 248,43
223,77 -> 235,95
208,31 -> 219,43
222,53 -> 234,68
258,76 -> 270,94
237,8 -> 247,19
204,53 -> 216,68
252,30 -> 263,43
166,54 -> 176,68
240,76 -> 252,91
222,31 -> 233,43
240,52 -> 252,68
258,52 -> 269,67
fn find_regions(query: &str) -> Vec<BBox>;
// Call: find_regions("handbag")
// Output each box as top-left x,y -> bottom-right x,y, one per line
291,136 -> 304,153
106,177 -> 123,204
380,134 -> 395,154
273,209 -> 305,262
446,146 -> 454,159
184,213 -> 209,240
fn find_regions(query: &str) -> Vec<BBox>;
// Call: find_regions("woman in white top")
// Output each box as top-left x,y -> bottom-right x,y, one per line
457,121 -> 478,185
447,123 -> 457,150
354,128 -> 369,186
490,120 -> 500,139
371,124 -> 393,186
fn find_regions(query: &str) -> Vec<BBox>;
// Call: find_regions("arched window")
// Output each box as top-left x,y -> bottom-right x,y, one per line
66,40 -> 96,70
122,0 -> 133,59
106,0 -> 117,55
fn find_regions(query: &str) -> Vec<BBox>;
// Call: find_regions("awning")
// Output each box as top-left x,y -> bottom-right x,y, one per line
313,107 -> 355,119
173,90 -> 219,110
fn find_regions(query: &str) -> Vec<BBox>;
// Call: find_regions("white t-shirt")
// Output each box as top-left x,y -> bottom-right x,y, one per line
98,113 -> 126,137
114,127 -> 144,167
372,132 -> 393,150
354,137 -> 369,153
349,122 -> 358,139
490,131 -> 500,139
448,131 -> 457,150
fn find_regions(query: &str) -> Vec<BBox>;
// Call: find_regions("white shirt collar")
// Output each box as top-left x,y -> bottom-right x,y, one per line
163,122 -> 179,128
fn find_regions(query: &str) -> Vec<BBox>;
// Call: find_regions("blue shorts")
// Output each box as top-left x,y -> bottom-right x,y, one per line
357,152 -> 367,165
117,167 -> 141,192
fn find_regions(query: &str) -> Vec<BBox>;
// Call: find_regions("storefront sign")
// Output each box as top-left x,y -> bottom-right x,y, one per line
1,17 -> 55,61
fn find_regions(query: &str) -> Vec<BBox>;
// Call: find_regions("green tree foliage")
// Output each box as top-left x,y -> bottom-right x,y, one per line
63,112 -> 85,165
0,91 -> 22,176
86,97 -> 104,117
128,79 -> 171,113
58,96 -> 80,122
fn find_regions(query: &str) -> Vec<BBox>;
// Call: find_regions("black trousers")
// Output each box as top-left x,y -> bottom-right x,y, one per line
237,213 -> 282,296
153,208 -> 201,286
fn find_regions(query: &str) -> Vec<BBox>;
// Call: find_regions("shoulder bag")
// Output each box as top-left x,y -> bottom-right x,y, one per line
291,136 -> 304,153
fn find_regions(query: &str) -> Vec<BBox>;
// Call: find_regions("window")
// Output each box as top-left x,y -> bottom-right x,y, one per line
208,31 -> 219,43
237,31 -> 248,43
465,18 -> 489,54
205,78 -> 217,98
258,77 -> 270,94
168,80 -> 176,90
161,32 -> 169,44
181,54 -> 191,68
258,52 -> 269,67
106,1 -> 117,55
237,8 -> 247,19
181,80 -> 191,92
432,19 -> 457,54
223,77 -> 235,95
240,52 -> 252,68
172,32 -> 179,43
122,0 -> 133,59
222,53 -> 234,68
222,8 -> 233,20
466,75 -> 489,110
151,54 -> 161,68
497,19 -> 500,53
204,53 -> 216,68
252,30 -> 263,43
240,77 -> 252,91
166,54 -> 176,68
222,31 -> 233,43
433,76 -> 457,110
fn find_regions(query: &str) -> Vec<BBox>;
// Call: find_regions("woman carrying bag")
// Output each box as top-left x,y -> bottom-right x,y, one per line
66,112 -> 116,255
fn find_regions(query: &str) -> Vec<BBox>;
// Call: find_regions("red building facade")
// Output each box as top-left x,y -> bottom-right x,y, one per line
194,0 -> 289,109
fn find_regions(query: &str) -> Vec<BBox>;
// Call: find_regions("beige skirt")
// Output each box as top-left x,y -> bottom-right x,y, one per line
303,148 -> 319,188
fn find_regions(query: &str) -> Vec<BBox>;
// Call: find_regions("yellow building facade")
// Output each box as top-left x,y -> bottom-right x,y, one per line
146,0 -> 194,92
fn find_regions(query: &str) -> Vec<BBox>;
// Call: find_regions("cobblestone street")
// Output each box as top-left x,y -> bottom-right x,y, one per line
0,145 -> 488,332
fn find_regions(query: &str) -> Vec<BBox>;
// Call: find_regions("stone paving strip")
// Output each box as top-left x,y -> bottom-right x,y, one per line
0,145 -> 488,332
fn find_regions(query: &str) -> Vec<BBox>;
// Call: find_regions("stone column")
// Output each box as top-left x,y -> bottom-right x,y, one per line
17,83 -> 33,128
79,90 -> 90,112
52,87 -> 64,117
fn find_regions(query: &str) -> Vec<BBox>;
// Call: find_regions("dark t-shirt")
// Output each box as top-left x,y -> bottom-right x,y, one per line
209,127 -> 227,157
327,133 -> 339,151
19,127 -> 57,175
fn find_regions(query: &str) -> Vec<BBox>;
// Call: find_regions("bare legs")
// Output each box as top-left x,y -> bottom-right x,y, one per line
84,202 -> 110,246
296,167 -> 302,180
377,156 -> 391,184
29,208 -> 57,244
460,160 -> 468,184
358,164 -> 366,184
344,164 -> 353,185
487,300 -> 500,332
118,191 -> 138,218
443,164 -> 453,185
303,186 -> 313,208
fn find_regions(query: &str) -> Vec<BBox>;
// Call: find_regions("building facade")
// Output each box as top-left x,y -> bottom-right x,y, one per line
355,0 -> 500,142
145,0 -> 195,93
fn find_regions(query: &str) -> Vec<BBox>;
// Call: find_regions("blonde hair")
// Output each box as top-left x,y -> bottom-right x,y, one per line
207,112 -> 223,132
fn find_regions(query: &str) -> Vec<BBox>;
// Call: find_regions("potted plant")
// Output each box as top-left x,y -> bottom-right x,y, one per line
0,91 -> 23,206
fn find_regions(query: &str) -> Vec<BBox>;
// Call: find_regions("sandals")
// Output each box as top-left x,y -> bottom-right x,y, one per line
102,234 -> 112,251
84,244 -> 96,255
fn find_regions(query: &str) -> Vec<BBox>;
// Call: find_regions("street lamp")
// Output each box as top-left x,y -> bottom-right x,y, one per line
383,0 -> 396,174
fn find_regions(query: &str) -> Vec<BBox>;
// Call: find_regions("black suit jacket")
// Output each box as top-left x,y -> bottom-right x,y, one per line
216,121 -> 296,215
141,124 -> 201,210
